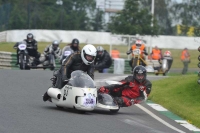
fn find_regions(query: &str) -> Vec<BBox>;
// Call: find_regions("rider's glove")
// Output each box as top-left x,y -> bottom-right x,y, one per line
51,50 -> 55,55
27,46 -> 33,49
62,76 -> 68,82
126,51 -> 131,55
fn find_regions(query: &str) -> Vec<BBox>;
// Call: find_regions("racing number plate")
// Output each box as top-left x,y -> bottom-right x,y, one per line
18,44 -> 27,50
82,93 -> 96,107
64,51 -> 71,56
132,49 -> 141,55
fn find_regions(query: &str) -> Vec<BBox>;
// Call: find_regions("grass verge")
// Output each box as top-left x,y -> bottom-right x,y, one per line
148,74 -> 200,128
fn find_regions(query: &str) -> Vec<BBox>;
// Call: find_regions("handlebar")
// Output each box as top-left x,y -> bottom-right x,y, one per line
26,46 -> 34,49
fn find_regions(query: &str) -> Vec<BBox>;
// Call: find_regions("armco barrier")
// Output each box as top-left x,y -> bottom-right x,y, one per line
0,51 -> 17,69
0,51 -> 158,73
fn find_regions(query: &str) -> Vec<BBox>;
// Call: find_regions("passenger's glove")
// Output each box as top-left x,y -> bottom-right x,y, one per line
99,86 -> 109,93
99,87 -> 106,93
143,91 -> 148,101
130,99 -> 142,104
122,82 -> 129,86
131,92 -> 148,105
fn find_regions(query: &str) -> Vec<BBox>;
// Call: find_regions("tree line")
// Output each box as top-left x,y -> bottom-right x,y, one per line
0,0 -> 200,36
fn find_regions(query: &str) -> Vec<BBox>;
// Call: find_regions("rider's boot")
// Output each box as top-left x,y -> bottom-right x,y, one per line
50,76 -> 57,87
43,75 -> 57,102
35,58 -> 41,66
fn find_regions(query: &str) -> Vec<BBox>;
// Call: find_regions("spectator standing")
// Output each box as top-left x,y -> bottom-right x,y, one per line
181,48 -> 190,74
111,48 -> 120,58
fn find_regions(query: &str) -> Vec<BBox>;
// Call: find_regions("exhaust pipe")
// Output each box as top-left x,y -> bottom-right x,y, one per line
47,88 -> 61,100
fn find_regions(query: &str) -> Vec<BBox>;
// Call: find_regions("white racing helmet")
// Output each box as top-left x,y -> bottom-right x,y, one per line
81,44 -> 97,65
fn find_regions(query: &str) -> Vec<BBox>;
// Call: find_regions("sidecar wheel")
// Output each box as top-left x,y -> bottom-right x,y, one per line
110,109 -> 120,113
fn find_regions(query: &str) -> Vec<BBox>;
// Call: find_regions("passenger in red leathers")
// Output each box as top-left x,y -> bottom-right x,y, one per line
99,65 -> 152,107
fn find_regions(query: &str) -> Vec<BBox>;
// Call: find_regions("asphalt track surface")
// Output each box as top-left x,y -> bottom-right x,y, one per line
0,70 -> 194,133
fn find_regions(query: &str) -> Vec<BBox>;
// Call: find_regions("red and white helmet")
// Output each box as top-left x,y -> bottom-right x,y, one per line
164,51 -> 171,57
135,40 -> 142,47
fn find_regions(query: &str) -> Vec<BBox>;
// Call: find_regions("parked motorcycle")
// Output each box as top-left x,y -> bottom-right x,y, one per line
45,70 -> 97,112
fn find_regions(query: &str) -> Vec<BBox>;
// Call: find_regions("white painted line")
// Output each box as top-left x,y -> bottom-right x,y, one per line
147,103 -> 168,111
175,120 -> 200,132
136,104 -> 186,133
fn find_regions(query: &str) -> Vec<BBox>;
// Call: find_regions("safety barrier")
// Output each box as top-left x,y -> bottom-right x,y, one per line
0,51 -> 16,69
0,51 -> 62,70
108,59 -> 159,74
0,31 -> 6,42
0,51 -> 159,73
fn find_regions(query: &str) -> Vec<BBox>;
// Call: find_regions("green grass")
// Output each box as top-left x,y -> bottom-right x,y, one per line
0,42 -> 199,68
149,74 -> 200,128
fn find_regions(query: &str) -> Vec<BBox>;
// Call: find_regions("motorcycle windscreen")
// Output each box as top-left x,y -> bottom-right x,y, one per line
68,70 -> 95,88
98,93 -> 118,106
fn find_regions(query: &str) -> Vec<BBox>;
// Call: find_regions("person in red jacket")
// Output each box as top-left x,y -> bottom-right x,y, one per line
99,65 -> 152,107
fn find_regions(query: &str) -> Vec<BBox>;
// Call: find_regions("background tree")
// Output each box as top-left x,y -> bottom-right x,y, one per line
170,0 -> 200,36
0,0 -> 101,31
108,0 -> 159,35
140,0 -> 173,35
